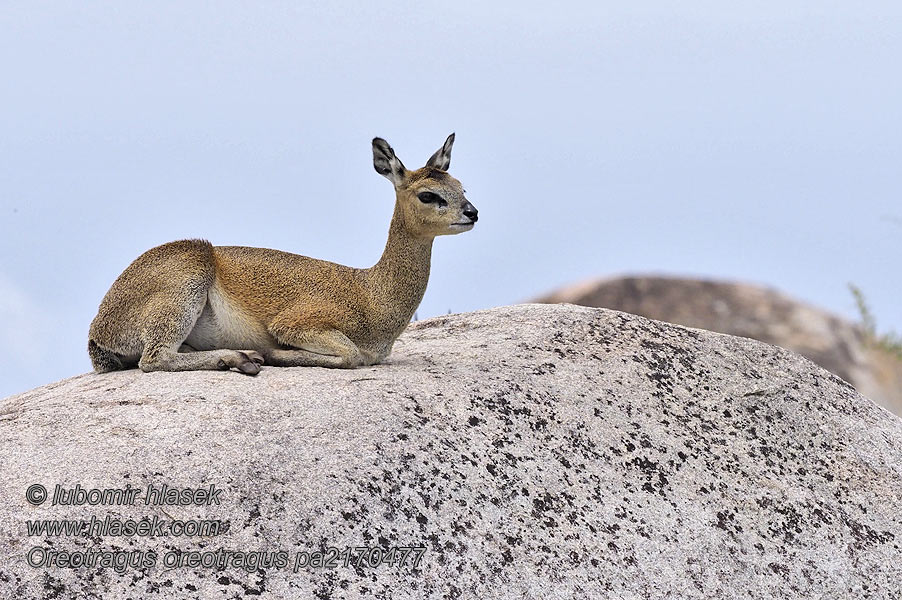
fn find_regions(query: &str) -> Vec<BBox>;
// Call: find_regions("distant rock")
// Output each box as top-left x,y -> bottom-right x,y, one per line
1,304 -> 900,599
537,275 -> 902,415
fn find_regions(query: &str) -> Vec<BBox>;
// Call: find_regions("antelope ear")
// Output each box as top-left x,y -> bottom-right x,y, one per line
425,133 -> 455,171
372,137 -> 407,186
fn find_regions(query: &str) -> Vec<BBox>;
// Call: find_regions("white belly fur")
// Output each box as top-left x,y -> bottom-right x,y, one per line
185,284 -> 277,351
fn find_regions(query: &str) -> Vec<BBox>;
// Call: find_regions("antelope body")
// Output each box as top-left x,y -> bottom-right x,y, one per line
88,134 -> 477,374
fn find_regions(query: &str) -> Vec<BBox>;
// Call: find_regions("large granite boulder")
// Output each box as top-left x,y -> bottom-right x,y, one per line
536,276 -> 902,416
1,304 -> 900,599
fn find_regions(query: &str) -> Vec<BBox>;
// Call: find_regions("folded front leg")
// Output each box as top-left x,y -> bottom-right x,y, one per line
265,328 -> 366,369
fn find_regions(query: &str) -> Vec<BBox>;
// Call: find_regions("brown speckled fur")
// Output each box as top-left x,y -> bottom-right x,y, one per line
88,134 -> 477,374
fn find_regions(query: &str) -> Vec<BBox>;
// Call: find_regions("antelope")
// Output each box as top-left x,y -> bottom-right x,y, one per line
88,134 -> 477,375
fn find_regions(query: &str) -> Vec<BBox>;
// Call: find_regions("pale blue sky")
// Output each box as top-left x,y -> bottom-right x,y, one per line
1,2 -> 900,398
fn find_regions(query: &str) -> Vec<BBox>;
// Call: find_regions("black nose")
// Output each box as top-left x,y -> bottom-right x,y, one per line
463,203 -> 478,222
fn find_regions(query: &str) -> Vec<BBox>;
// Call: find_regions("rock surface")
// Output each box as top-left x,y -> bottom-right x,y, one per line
536,275 -> 902,416
1,303 -> 900,599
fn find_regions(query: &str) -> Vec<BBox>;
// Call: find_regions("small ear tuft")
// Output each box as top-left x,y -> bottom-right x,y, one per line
425,132 -> 455,171
372,137 -> 407,185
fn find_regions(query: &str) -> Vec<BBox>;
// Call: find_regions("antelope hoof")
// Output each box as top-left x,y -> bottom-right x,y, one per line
218,351 -> 264,375
236,351 -> 263,375
236,360 -> 261,375
241,351 -> 265,366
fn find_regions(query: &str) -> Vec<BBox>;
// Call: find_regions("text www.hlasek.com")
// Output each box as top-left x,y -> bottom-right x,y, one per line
26,515 -> 226,537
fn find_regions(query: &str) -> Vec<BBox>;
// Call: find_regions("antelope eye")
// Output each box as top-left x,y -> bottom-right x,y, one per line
417,191 -> 443,204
